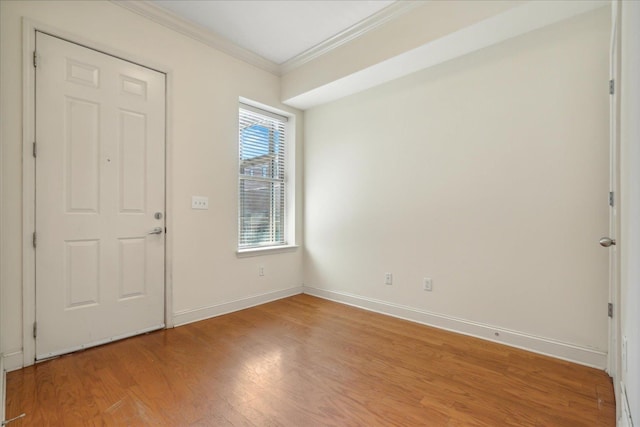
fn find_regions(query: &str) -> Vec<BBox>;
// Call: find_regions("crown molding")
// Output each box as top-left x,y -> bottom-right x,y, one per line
280,1 -> 424,74
109,0 -> 280,75
110,0 -> 422,77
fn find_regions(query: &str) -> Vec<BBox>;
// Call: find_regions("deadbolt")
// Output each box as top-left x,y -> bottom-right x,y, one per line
154,212 -> 163,220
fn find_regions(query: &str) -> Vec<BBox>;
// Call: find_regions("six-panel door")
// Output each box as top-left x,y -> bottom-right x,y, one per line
35,32 -> 166,359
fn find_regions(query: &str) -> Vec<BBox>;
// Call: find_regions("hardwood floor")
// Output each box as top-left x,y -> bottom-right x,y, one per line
6,294 -> 614,426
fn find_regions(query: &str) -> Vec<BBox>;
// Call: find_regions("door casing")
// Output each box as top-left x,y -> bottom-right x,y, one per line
21,19 -> 175,367
606,0 -> 622,411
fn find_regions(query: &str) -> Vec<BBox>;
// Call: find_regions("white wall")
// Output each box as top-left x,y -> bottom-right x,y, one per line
0,0 -> 617,376
620,0 -> 640,422
0,0 -> 304,369
281,0 -> 520,102
304,8 -> 610,365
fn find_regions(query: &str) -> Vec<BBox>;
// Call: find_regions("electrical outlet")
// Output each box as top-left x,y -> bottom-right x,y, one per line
258,265 -> 264,277
423,277 -> 433,291
191,196 -> 209,210
384,273 -> 393,285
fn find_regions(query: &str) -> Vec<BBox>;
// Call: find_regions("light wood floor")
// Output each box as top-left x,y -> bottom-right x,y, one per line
6,294 -> 614,426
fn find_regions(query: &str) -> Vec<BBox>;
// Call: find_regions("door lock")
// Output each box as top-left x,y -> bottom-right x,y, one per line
599,237 -> 616,247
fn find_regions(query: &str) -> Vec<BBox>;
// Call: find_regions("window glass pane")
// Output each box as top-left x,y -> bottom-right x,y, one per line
238,106 -> 287,249
239,180 -> 284,247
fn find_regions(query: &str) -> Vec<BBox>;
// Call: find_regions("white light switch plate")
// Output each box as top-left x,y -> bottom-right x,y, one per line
192,196 -> 209,210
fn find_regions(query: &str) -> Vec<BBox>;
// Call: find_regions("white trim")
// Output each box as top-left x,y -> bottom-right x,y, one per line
284,113 -> 296,250
279,1 -> 423,74
2,351 -> 24,373
164,72 -> 175,329
240,102 -> 289,122
236,245 -> 299,258
607,0 -> 620,381
109,0 -> 279,76
303,286 -> 608,369
108,1 -> 422,76
237,97 -> 296,119
173,286 -> 303,327
25,19 -> 173,75
1,353 -> 4,423
619,383 -> 634,427
21,19 -> 174,367
1,353 -> 25,425
283,0 -> 609,110
22,18 -> 37,368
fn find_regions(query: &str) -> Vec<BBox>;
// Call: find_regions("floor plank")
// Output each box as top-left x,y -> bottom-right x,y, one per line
6,294 -> 615,426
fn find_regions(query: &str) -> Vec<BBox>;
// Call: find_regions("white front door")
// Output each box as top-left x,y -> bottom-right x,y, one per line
35,32 -> 166,360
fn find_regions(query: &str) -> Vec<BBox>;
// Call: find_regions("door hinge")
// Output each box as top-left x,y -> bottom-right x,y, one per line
32,231 -> 37,248
608,303 -> 613,318
609,191 -> 615,207
33,321 -> 38,338
609,79 -> 615,95
33,51 -> 39,68
33,141 -> 37,158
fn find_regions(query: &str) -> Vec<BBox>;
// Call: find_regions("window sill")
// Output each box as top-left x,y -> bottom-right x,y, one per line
236,245 -> 299,258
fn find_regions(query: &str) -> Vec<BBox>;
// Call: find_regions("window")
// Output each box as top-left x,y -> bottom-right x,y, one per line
238,103 -> 289,249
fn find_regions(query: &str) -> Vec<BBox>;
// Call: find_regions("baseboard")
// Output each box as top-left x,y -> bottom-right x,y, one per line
619,383 -> 634,427
1,352 -> 26,426
173,286 -> 304,327
2,352 -> 24,373
303,286 -> 607,369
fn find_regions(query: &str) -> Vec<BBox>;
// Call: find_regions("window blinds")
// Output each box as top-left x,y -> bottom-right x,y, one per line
238,104 -> 287,248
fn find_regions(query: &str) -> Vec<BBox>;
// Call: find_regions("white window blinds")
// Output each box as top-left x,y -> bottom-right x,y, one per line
238,104 -> 288,248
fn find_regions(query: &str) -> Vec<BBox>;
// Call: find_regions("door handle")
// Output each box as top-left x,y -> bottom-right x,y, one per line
599,237 -> 616,247
148,227 -> 163,235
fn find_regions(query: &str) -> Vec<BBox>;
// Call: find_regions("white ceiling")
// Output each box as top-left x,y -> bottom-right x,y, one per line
150,0 -> 395,65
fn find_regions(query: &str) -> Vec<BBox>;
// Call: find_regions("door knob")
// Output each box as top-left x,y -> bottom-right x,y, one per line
148,227 -> 163,235
599,237 -> 616,247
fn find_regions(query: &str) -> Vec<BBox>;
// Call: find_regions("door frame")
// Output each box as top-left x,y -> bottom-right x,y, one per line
606,0 -> 621,388
607,0 -> 623,418
21,19 -> 175,366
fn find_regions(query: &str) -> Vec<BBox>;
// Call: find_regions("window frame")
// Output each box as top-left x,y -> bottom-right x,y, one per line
236,100 -> 296,256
